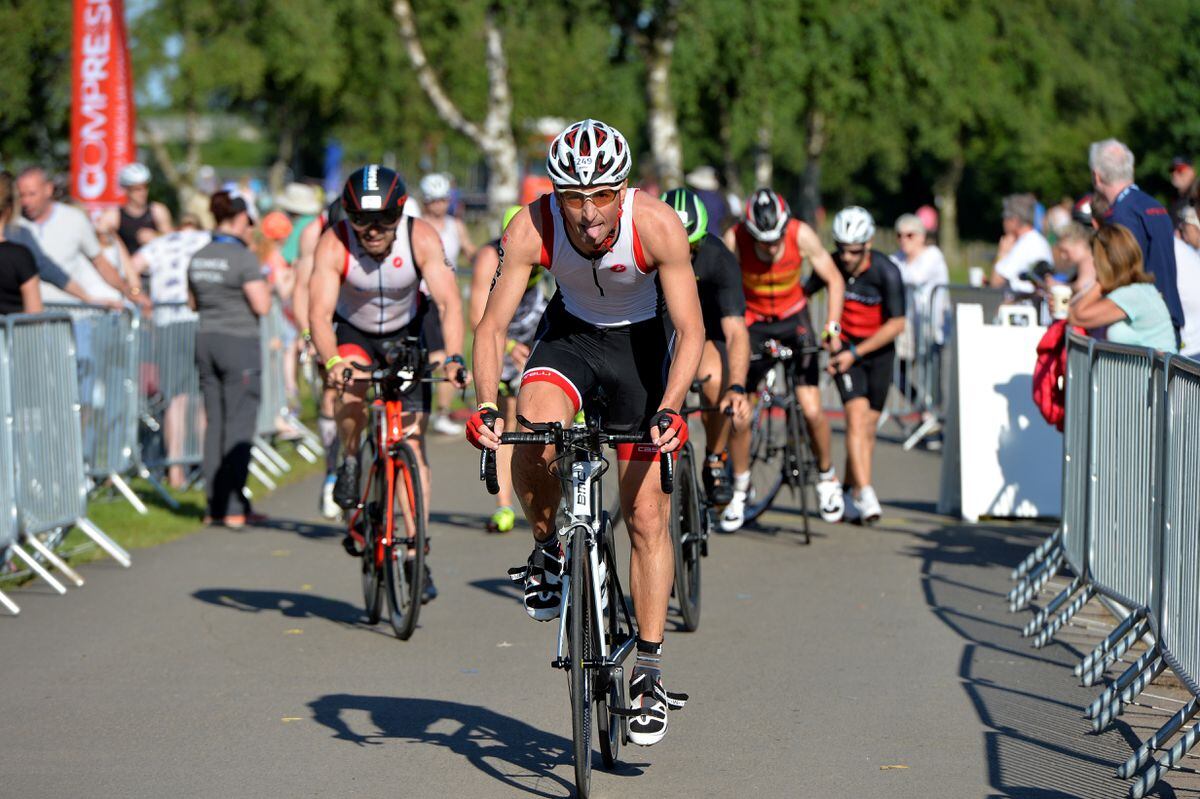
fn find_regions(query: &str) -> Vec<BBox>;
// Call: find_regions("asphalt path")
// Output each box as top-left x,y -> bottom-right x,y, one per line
2,429 -> 1187,797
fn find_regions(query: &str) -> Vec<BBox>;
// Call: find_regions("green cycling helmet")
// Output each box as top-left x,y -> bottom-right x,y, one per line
660,187 -> 708,245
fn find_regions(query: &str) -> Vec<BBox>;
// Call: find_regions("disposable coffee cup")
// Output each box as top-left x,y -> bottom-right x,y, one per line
1050,283 -> 1072,319
968,266 -> 985,287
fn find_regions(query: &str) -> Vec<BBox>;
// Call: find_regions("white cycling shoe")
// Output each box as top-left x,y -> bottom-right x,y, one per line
320,473 -> 341,520
857,485 -> 882,523
719,490 -> 746,533
430,413 -> 465,436
815,474 -> 845,523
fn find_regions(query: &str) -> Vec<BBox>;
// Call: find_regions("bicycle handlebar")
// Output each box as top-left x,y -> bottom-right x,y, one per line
478,417 -> 673,495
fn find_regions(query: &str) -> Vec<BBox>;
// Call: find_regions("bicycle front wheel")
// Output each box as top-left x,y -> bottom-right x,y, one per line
744,396 -> 788,524
568,538 -> 594,797
358,439 -> 384,624
384,443 -> 425,640
596,517 -> 624,768
671,448 -> 702,631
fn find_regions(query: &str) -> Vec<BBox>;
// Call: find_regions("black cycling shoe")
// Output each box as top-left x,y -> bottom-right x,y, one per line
341,533 -> 362,557
703,454 -> 734,506
404,560 -> 438,604
333,458 -> 359,510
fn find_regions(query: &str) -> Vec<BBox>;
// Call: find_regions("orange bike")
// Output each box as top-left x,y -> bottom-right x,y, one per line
342,339 -> 449,640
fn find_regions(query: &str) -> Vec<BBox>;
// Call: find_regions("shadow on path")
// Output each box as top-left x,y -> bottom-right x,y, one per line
908,519 -> 1183,798
308,694 -> 644,797
193,588 -> 364,626
253,517 -> 342,540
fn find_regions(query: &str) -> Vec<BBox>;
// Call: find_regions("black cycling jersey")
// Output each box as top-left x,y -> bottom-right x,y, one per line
807,249 -> 905,345
691,232 -> 745,342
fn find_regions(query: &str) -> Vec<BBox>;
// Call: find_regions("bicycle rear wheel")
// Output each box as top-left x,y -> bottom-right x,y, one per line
568,537 -> 594,797
358,439 -> 384,624
596,517 -> 624,768
671,448 -> 702,631
744,395 -> 788,524
384,443 -> 425,640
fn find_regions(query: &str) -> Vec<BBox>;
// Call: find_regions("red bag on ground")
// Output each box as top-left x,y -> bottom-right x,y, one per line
1033,320 -> 1084,432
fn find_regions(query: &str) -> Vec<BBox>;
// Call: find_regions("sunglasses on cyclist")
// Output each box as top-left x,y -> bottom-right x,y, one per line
558,188 -> 620,210
348,208 -> 403,229
837,245 -> 867,256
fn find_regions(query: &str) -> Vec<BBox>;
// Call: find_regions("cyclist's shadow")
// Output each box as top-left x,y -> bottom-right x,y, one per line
309,693 -> 644,796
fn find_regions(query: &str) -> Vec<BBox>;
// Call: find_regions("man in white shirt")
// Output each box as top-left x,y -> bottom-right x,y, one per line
1175,207 -> 1200,358
16,167 -> 144,307
990,193 -> 1053,294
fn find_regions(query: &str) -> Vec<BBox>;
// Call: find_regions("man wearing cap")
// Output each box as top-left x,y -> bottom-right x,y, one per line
1089,138 -> 1185,338
1174,206 -> 1200,359
98,162 -> 174,254
1170,157 -> 1197,226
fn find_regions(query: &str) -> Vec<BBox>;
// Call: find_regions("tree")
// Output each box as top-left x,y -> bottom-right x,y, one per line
610,0 -> 684,188
393,0 -> 519,214
0,0 -> 72,166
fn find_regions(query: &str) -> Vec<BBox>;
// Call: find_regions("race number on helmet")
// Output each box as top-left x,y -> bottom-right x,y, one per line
546,119 -> 632,188
342,165 -> 407,213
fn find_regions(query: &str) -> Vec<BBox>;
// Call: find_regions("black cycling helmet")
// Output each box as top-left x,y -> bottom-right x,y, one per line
341,165 -> 407,226
660,188 -> 709,245
744,188 -> 791,243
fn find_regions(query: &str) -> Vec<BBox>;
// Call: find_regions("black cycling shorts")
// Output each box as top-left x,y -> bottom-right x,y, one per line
833,347 -> 894,412
421,297 -> 445,353
335,313 -> 431,412
747,308 -> 820,390
521,299 -> 672,434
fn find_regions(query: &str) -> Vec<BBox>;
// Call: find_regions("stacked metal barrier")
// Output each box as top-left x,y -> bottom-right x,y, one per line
48,304 -> 146,511
0,314 -> 131,613
248,299 -> 321,492
1012,333 -> 1200,797
0,326 -> 21,613
138,303 -> 204,505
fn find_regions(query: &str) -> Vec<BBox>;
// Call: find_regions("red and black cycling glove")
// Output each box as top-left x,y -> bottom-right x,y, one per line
466,403 -> 501,450
650,408 -> 688,449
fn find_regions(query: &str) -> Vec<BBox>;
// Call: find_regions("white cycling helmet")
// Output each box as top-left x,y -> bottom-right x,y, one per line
419,173 -> 451,201
744,188 -> 791,243
118,162 -> 151,188
832,206 -> 876,245
546,119 -> 632,188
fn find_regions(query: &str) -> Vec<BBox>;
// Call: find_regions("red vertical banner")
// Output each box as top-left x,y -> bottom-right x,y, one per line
70,0 -> 136,208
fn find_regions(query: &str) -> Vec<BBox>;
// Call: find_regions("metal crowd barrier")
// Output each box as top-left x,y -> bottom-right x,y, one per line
0,314 -> 130,614
138,303 -> 204,505
1011,334 -> 1200,797
48,303 -> 146,512
248,299 -> 321,492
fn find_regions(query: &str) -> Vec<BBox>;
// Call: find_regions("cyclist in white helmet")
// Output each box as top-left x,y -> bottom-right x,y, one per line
806,206 -> 906,523
723,188 -> 847,530
468,118 -> 704,747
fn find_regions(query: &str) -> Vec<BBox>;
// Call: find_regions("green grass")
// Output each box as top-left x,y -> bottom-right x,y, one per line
52,445 -> 325,569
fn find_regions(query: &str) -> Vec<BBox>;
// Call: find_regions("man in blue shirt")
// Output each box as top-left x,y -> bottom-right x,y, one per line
1090,138 -> 1185,334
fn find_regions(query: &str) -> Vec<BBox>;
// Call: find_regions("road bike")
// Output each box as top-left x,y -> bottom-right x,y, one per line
480,415 -> 674,798
668,380 -> 719,632
743,339 -> 820,543
342,338 -> 453,640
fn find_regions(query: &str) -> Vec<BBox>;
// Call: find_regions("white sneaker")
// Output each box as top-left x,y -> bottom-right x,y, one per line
719,490 -> 746,532
430,413 -> 464,436
858,485 -> 882,523
815,474 -> 845,522
320,474 -> 340,520
842,488 -> 862,524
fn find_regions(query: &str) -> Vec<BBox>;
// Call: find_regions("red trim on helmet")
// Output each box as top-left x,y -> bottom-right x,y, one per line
521,367 -> 582,412
538,195 -> 554,268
